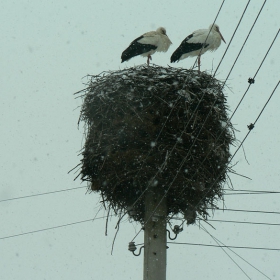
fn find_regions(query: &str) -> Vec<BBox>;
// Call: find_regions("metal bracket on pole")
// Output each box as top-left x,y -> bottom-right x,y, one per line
128,241 -> 144,256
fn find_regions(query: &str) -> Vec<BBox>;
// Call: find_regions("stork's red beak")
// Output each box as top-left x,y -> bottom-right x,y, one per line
219,31 -> 226,43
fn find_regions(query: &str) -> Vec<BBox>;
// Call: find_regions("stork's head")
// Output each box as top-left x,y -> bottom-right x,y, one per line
157,27 -> 167,35
209,24 -> 226,43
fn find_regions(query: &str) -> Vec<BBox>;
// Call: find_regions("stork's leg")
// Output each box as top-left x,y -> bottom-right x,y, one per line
147,55 -> 152,66
198,55 -> 201,72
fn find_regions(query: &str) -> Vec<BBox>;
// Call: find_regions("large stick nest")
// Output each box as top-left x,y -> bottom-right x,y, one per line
77,65 -> 235,224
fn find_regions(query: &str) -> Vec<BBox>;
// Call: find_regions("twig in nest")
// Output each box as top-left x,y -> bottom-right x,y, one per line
105,206 -> 111,236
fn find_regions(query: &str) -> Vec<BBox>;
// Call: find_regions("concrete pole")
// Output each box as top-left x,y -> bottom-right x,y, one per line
143,187 -> 167,280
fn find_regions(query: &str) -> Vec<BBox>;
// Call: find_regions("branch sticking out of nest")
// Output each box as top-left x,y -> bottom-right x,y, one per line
77,65 -> 235,224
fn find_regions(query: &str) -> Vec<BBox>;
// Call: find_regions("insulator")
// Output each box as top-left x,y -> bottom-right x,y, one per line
128,242 -> 144,256
128,241 -> 137,252
173,225 -> 183,234
248,78 -> 255,84
247,123 -> 254,130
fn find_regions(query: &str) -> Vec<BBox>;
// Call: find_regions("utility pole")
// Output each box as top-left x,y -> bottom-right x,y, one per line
143,187 -> 167,280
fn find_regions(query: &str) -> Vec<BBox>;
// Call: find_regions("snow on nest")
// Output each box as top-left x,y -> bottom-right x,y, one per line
76,64 -> 235,224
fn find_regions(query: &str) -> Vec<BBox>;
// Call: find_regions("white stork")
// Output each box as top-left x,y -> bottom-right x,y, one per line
121,27 -> 172,65
170,24 -> 226,71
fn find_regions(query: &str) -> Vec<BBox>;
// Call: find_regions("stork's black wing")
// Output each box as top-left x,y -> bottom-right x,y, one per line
170,34 -> 209,63
121,36 -> 157,62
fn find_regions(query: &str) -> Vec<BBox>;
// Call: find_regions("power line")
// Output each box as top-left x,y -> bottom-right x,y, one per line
213,0 -> 253,77
230,79 -> 279,161
213,208 -> 280,215
0,216 -> 107,240
168,241 -> 280,251
207,219 -> 280,226
253,79 -> 280,126
1,185 -> 278,205
223,189 -> 280,195
0,186 -> 87,203
224,192 -> 280,195
181,0 -> 254,161
130,84 -> 280,241
194,0 -> 267,134
175,13 -> 277,204
229,27 -> 279,121
220,0 -> 267,85
224,189 -> 280,193
206,233 -> 252,279
200,225 -> 252,280
191,0 -> 226,70
128,2 -> 228,237
184,28 -> 280,196
200,224 -> 271,280
129,3 -> 275,244
129,0 -> 231,211
128,4 -> 256,237
170,216 -> 280,226
190,79 -> 280,215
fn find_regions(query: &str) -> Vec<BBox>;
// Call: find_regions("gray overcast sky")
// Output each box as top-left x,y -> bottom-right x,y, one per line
0,0 -> 279,279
